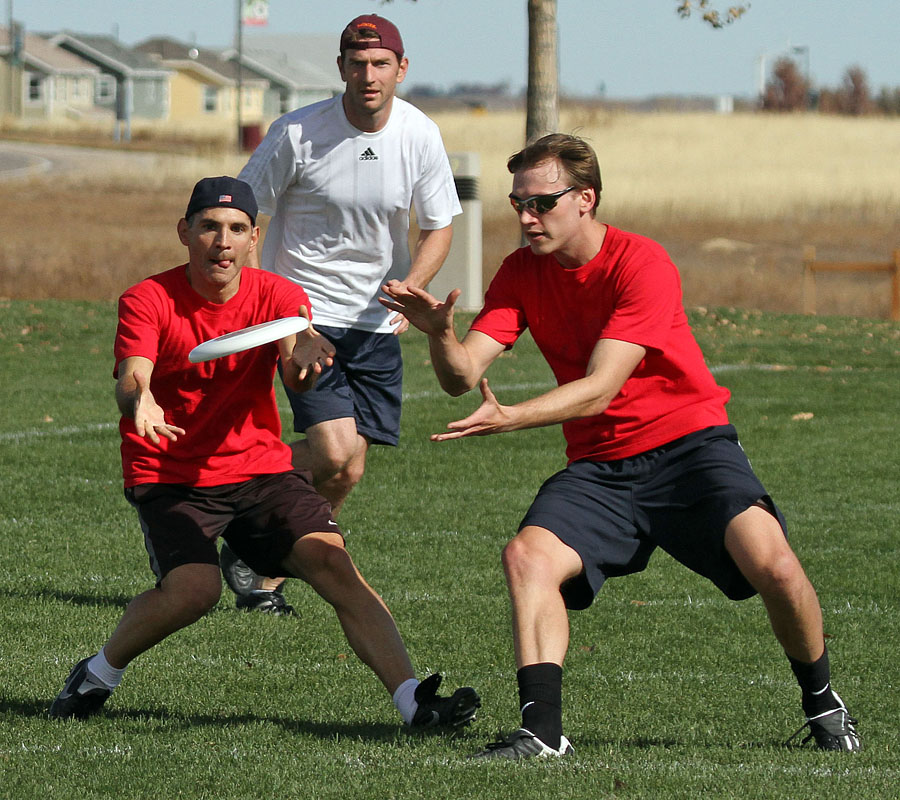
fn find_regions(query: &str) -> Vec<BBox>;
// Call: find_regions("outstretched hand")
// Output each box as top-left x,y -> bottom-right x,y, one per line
380,281 -> 461,338
431,378 -> 513,441
132,370 -> 185,445
289,305 -> 336,383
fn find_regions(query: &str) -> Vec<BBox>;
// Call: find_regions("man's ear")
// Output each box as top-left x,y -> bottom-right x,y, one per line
396,56 -> 409,84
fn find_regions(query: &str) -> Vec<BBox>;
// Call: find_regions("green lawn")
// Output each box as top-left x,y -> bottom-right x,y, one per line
1,300 -> 897,799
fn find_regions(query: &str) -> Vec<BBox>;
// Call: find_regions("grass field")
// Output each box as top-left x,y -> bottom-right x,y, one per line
1,299 -> 897,799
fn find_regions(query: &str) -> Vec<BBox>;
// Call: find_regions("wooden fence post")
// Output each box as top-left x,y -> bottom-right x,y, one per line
891,249 -> 900,322
803,245 -> 817,316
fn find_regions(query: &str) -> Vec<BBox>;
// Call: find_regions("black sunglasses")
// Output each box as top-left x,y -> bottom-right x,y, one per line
508,186 -> 576,215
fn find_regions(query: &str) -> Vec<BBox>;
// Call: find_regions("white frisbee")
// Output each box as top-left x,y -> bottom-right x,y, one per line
188,317 -> 309,363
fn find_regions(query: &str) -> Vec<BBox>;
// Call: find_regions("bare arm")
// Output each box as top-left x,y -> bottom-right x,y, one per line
386,225 -> 453,334
115,356 -> 186,445
380,283 -> 505,395
432,338 -> 647,441
405,225 -> 453,288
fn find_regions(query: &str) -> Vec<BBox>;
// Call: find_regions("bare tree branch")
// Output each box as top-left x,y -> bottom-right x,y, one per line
675,1 -> 750,28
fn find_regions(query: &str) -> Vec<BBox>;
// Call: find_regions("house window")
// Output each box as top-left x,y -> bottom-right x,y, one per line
203,85 -> 217,112
28,75 -> 43,102
96,75 -> 116,103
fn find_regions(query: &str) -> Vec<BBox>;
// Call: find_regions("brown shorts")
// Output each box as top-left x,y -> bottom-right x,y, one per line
125,469 -> 341,583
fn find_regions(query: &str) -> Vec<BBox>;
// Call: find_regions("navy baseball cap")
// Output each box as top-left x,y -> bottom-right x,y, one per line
185,176 -> 258,225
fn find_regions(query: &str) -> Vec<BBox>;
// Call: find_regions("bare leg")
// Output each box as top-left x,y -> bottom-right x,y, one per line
290,417 -> 370,515
502,526 -> 585,669
725,505 -> 825,662
251,419 -> 369,592
103,563 -> 222,669
282,531 -> 414,693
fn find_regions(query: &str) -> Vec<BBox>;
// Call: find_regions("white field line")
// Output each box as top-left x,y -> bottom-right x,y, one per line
0,363 -> 833,444
0,421 -> 117,442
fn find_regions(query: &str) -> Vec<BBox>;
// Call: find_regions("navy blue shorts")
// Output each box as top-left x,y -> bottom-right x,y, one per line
280,325 -> 402,446
125,469 -> 342,584
519,425 -> 787,610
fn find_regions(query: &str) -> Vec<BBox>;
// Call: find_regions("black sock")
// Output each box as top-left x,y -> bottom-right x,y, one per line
517,662 -> 563,750
788,647 -> 838,718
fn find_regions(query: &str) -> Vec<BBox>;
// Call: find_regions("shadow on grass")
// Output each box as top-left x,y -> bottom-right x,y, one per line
0,585 -> 134,609
0,585 -> 291,615
4,697 -> 468,743
576,732 -> 784,750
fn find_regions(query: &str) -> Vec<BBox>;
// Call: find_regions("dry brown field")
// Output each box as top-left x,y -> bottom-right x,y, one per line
3,109 -> 899,317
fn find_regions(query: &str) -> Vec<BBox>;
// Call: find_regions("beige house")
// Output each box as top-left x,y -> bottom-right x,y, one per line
135,37 -> 267,133
1,27 -> 98,121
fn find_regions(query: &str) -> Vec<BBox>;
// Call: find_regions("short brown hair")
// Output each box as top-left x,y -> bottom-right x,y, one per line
508,134 -> 602,215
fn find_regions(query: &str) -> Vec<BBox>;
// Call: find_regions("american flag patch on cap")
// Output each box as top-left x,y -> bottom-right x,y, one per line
219,194 -> 233,202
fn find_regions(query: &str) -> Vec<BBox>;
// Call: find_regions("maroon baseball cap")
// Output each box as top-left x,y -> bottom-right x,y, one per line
340,14 -> 404,59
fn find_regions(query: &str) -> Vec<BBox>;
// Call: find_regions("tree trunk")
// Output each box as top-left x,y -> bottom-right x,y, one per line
525,0 -> 559,143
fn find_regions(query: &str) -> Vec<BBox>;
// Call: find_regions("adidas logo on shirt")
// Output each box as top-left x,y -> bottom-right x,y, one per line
359,147 -> 378,161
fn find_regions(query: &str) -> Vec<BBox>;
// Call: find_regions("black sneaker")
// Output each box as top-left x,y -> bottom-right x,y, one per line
220,541 -> 266,596
410,673 -> 480,729
49,657 -> 111,720
786,693 -> 862,752
235,589 -> 296,616
471,728 -> 574,760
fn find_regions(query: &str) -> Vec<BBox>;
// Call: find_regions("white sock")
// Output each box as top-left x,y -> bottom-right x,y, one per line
86,647 -> 126,690
392,678 -> 420,725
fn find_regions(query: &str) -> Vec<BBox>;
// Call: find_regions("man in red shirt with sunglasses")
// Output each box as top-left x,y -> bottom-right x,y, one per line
381,134 -> 860,759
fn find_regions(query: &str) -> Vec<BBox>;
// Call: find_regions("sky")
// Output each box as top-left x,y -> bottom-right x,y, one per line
11,1 -> 900,99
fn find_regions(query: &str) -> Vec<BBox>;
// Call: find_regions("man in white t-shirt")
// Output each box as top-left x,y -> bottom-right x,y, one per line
222,14 -> 462,611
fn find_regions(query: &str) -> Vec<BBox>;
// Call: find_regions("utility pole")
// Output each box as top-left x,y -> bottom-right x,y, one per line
6,0 -> 13,115
235,0 -> 243,152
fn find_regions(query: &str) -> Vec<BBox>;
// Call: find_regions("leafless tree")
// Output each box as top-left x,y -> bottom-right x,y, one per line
840,65 -> 873,116
876,85 -> 900,116
762,57 -> 808,111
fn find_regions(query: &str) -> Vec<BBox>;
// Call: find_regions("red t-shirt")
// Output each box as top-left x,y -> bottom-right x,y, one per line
470,226 -> 730,462
114,265 -> 310,487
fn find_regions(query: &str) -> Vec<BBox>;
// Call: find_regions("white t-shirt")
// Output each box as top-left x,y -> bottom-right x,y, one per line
238,96 -> 462,332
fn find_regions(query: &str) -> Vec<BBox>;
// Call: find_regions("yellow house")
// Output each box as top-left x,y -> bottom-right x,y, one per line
135,37 -> 267,133
1,27 -> 98,121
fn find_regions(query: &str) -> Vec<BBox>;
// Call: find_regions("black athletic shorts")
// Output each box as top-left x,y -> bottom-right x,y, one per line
519,424 -> 787,610
280,325 -> 402,446
125,469 -> 341,584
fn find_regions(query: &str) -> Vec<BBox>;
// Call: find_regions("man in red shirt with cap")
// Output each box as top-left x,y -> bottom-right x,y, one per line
49,176 -> 479,732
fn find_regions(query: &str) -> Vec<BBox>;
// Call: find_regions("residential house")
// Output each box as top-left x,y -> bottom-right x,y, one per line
222,36 -> 342,120
135,37 -> 267,133
49,32 -> 171,126
1,26 -> 98,121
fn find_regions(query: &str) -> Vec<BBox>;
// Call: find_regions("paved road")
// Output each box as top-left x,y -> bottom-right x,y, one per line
0,140 -> 174,180
0,144 -> 51,178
